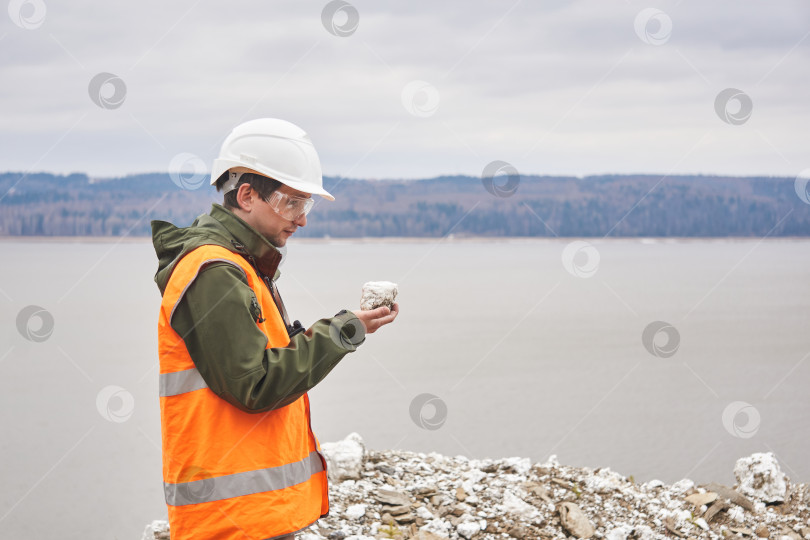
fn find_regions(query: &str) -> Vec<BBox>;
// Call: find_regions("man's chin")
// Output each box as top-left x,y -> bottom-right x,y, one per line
268,235 -> 287,248
268,229 -> 296,248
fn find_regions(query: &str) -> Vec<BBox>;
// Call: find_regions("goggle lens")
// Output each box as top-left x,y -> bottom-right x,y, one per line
264,191 -> 314,220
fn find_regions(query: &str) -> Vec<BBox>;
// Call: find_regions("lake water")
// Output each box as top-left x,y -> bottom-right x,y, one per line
0,238 -> 808,539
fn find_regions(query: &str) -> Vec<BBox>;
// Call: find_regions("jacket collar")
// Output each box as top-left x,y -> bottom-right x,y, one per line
209,204 -> 283,279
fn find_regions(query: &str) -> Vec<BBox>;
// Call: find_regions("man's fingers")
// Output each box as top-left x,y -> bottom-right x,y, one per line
349,303 -> 399,334
363,304 -> 399,333
379,304 -> 399,320
373,303 -> 399,328
373,306 -> 391,317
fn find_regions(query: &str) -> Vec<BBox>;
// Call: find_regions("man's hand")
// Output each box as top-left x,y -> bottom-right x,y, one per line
352,303 -> 399,334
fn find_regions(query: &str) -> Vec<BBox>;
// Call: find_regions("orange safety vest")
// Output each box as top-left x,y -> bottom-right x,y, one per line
157,244 -> 329,540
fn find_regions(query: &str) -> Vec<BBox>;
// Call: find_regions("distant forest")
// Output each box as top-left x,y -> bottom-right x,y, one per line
1,172 -> 808,237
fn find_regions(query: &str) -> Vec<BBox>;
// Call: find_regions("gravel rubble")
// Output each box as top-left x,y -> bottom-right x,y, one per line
142,435 -> 809,540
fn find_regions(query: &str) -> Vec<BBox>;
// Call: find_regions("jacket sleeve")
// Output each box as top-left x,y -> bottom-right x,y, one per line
169,262 -> 364,413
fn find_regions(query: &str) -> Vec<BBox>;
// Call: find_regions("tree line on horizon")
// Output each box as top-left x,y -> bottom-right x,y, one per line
0,171 -> 808,238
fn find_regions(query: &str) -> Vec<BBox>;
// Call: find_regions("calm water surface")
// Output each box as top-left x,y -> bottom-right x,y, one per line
0,238 -> 808,539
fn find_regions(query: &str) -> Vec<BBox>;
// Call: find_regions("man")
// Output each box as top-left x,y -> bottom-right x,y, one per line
151,118 -> 398,540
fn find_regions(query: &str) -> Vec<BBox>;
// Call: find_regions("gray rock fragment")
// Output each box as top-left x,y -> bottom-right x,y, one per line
375,463 -> 396,476
373,488 -> 411,506
559,502 -> 595,539
387,504 -> 412,516
704,482 -> 756,512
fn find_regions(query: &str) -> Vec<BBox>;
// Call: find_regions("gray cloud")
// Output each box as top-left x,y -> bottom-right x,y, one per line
1,0 -> 808,179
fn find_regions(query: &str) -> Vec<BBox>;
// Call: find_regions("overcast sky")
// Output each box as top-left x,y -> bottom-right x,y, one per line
1,0 -> 808,180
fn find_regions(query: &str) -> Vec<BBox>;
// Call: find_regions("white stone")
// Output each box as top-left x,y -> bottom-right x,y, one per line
644,479 -> 665,489
140,520 -> 170,540
605,524 -> 634,540
585,468 -> 625,493
671,478 -> 695,495
695,518 -> 709,531
728,506 -> 745,523
416,506 -> 435,520
462,468 -> 486,484
501,473 -> 523,485
673,509 -> 692,526
360,281 -> 398,311
421,517 -> 453,537
502,456 -> 532,475
543,454 -> 560,468
457,521 -> 481,539
345,503 -> 366,520
734,452 -> 788,503
634,525 -> 655,540
499,490 -> 539,520
320,432 -> 365,482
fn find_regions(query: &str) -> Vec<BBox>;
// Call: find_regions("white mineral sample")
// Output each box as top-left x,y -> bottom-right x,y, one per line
360,281 -> 398,311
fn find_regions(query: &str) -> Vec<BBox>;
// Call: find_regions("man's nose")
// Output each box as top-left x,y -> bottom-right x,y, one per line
294,212 -> 307,227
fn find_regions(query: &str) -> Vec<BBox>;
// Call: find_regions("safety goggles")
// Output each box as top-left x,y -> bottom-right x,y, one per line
262,190 -> 314,221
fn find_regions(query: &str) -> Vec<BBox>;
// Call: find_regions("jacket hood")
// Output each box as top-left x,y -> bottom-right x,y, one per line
151,204 -> 283,294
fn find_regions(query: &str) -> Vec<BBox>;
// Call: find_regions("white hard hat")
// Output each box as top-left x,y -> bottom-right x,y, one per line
210,118 -> 334,201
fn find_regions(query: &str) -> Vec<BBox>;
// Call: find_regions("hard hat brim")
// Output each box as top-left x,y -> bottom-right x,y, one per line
210,160 -> 335,201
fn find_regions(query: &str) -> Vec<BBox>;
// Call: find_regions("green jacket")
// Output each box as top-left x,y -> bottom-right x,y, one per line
151,204 -> 363,413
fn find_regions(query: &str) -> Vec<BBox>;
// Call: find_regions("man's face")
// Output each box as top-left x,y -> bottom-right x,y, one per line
244,184 -> 311,248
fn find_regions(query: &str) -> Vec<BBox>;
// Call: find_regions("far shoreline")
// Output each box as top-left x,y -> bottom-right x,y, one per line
1,235 -> 809,244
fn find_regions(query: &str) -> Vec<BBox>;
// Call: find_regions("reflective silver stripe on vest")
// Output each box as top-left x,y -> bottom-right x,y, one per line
159,367 -> 208,397
164,451 -> 325,506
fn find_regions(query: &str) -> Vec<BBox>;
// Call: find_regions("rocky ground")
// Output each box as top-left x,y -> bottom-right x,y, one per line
143,433 -> 809,540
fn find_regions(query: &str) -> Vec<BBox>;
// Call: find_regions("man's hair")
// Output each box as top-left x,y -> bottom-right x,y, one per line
214,172 -> 282,210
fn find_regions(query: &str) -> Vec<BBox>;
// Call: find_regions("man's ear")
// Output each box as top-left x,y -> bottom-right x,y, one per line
235,183 -> 256,212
